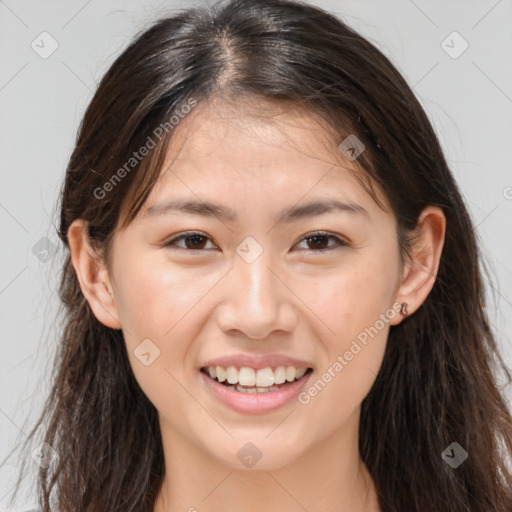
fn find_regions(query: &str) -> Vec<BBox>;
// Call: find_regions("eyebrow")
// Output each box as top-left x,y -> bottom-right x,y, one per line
142,198 -> 369,223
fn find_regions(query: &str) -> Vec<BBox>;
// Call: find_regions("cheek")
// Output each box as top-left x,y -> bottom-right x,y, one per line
113,255 -> 220,389
302,242 -> 400,342
117,271 -> 208,418
114,251 -> 214,339
301,329 -> 388,436
295,243 -> 398,423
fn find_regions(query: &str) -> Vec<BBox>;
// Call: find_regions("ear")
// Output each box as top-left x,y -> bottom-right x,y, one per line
389,205 -> 446,325
67,219 -> 122,329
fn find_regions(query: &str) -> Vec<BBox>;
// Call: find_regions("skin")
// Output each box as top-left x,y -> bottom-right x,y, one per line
68,97 -> 446,512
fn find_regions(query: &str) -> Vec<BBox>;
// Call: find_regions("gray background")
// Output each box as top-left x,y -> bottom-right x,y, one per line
1,0 -> 511,509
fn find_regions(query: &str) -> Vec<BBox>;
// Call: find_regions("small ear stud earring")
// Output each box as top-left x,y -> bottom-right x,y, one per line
400,302 -> 409,317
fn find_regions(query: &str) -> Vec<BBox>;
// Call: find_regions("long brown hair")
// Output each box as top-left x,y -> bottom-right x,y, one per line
6,0 -> 512,510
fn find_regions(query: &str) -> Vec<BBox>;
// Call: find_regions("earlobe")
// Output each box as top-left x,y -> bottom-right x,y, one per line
67,219 -> 122,330
389,206 -> 446,325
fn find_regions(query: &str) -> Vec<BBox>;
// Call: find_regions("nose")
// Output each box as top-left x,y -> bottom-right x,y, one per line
215,250 -> 298,340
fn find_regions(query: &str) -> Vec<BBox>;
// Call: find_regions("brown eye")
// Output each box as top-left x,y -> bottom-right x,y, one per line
294,231 -> 348,252
182,234 -> 208,249
305,234 -> 330,250
164,232 -> 216,251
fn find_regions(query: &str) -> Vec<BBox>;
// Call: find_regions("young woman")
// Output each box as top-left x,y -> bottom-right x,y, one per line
8,0 -> 512,510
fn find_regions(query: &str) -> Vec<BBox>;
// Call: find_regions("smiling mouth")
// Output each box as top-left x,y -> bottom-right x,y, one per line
200,367 -> 314,393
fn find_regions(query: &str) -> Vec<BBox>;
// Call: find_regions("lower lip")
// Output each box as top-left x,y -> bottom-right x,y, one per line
199,370 -> 313,414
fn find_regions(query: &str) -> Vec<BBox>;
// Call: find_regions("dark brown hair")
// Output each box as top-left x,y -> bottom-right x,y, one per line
6,0 -> 512,510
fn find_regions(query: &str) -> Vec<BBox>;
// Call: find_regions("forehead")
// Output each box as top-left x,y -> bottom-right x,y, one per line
140,97 -> 387,213
174,97 -> 336,156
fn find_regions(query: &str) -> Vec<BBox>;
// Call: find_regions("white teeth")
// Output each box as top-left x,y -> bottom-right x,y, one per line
255,367 -> 274,387
235,384 -> 280,393
216,366 -> 227,382
204,365 -> 310,388
238,367 -> 256,386
236,384 -> 257,393
295,367 -> 306,379
274,366 -> 286,384
226,365 -> 238,384
285,366 -> 297,382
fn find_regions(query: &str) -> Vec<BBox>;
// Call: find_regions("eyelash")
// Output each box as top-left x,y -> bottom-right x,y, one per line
162,230 -> 349,253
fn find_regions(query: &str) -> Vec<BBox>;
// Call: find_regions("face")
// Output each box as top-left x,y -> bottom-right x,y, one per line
105,99 -> 405,470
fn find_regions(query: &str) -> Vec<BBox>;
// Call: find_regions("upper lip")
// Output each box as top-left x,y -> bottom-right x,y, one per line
200,354 -> 314,370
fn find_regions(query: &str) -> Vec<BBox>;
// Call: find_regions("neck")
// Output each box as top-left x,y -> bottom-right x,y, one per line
153,411 -> 381,512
